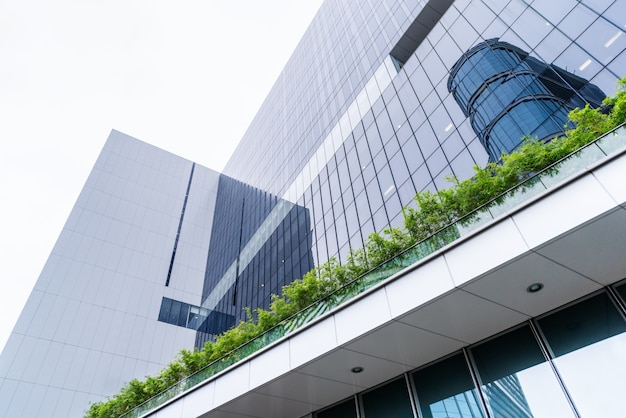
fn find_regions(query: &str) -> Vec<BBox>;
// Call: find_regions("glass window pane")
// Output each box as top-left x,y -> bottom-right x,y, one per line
158,297 -> 172,323
361,377 -> 413,418
413,352 -> 485,418
577,17 -> 626,66
316,398 -> 357,418
471,325 -> 575,418
614,281 -> 626,306
177,302 -> 189,327
538,292 -> 626,356
537,292 -> 626,417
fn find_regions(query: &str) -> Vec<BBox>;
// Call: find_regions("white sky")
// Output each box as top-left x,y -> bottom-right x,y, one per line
0,0 -> 324,353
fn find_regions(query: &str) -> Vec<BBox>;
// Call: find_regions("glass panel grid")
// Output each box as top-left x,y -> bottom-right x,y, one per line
124,124 -> 626,418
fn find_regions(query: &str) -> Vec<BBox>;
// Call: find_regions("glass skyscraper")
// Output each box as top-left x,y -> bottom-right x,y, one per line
1,0 -> 625,416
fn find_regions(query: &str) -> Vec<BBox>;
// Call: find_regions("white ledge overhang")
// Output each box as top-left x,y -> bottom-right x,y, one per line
147,147 -> 626,418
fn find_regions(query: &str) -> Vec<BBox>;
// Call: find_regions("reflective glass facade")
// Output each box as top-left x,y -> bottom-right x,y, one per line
222,0 -> 624,285
197,175 -> 314,346
212,0 -> 626,415
213,0 -> 624,410
312,283 -> 626,418
1,0 -> 625,416
448,39 -> 605,161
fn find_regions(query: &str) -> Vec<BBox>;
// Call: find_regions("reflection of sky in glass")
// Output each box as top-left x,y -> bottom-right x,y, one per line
513,364 -> 575,417
428,390 -> 483,418
537,291 -> 626,415
552,333 -> 626,416
470,325 -> 575,418
414,292 -> 626,418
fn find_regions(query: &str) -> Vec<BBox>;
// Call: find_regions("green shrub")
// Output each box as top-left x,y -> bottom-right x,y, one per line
85,77 -> 626,418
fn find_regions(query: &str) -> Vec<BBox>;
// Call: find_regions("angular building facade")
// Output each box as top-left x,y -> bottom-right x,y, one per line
0,132 -> 220,417
1,0 -> 626,417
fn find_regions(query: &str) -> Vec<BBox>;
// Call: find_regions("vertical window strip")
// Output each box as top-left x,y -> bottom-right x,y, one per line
165,163 -> 195,287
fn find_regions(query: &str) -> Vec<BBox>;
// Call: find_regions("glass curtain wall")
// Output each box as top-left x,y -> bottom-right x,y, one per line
312,281 -> 626,418
536,292 -> 626,417
412,352 -> 484,418
220,0 -> 624,320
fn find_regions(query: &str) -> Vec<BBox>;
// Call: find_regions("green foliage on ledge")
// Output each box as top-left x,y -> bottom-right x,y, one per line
85,78 -> 626,418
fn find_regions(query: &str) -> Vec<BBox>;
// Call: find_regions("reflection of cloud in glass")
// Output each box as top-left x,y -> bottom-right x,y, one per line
512,364 -> 575,417
470,325 -> 575,418
553,335 -> 626,416
536,291 -> 626,416
408,289 -> 626,418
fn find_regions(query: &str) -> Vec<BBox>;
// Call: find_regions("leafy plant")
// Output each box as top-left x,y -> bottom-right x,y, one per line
85,78 -> 626,418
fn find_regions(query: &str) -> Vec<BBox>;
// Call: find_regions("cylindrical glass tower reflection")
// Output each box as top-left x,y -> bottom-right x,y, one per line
448,39 -> 605,162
